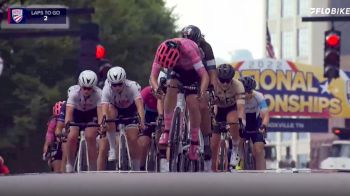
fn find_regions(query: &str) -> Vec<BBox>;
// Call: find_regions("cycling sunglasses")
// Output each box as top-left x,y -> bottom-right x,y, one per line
219,78 -> 231,84
82,87 -> 93,91
111,82 -> 124,87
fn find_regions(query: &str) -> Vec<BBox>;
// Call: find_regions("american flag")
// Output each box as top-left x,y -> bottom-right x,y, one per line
266,25 -> 276,59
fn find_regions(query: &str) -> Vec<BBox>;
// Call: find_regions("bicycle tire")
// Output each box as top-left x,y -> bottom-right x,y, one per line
120,135 -> 130,171
219,140 -> 226,172
169,107 -> 181,172
243,140 -> 255,170
146,139 -> 158,172
81,140 -> 89,171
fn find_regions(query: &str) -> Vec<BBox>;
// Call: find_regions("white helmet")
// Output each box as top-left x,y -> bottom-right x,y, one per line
107,66 -> 126,84
78,70 -> 97,87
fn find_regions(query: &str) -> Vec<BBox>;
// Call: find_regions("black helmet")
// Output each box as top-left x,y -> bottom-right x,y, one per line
240,76 -> 257,92
181,25 -> 202,43
217,64 -> 235,81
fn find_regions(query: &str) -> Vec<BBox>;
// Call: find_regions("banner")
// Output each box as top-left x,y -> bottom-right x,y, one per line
233,59 -> 350,118
268,118 -> 328,132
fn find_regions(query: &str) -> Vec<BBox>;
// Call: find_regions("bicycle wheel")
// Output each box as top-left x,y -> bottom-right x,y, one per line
169,107 -> 181,172
146,139 -> 158,172
243,140 -> 255,170
219,140 -> 226,172
119,135 -> 130,171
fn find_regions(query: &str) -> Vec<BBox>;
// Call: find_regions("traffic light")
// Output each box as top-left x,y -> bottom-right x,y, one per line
332,127 -> 350,140
324,29 -> 341,79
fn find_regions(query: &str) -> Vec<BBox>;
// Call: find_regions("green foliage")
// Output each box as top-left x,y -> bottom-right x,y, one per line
0,0 -> 176,173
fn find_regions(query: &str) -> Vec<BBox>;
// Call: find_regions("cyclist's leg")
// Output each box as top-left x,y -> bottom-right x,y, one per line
83,108 -> 99,171
138,110 -> 157,171
85,126 -> 98,171
61,142 -> 68,172
226,107 -> 241,166
161,78 -> 178,146
186,94 -> 201,160
97,137 -> 109,171
66,126 -> 79,172
210,133 -> 220,172
252,133 -> 266,170
199,94 -> 212,170
125,125 -> 141,171
106,104 -> 118,161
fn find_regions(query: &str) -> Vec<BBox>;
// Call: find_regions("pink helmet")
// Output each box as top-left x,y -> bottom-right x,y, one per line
155,40 -> 180,69
52,101 -> 64,116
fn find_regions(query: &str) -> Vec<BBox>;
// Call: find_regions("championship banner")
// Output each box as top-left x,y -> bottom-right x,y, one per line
232,59 -> 350,118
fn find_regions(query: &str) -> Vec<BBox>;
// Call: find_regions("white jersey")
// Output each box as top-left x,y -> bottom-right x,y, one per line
244,90 -> 268,116
101,79 -> 141,108
66,85 -> 102,111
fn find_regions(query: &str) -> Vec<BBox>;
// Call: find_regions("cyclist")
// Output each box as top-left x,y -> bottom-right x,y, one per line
149,38 -> 209,172
65,70 -> 102,172
138,85 -> 162,171
181,25 -> 217,171
239,76 -> 269,170
100,66 -> 145,171
210,64 -> 245,172
42,101 -> 65,173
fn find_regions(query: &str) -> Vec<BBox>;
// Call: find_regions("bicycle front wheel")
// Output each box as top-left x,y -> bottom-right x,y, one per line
169,107 -> 181,172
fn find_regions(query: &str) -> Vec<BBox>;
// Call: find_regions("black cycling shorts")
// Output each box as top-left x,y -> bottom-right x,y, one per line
73,108 -> 98,123
140,110 -> 158,138
213,105 -> 237,134
169,68 -> 200,96
114,103 -> 140,126
49,142 -> 63,163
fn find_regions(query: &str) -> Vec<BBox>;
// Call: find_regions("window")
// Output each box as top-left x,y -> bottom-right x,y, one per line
297,132 -> 309,140
282,31 -> 293,60
267,0 -> 278,19
297,0 -> 309,16
297,154 -> 309,168
282,0 -> 294,18
297,28 -> 309,57
267,132 -> 277,141
282,132 -> 292,141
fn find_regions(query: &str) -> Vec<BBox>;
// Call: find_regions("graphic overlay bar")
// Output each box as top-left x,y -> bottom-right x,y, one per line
8,8 -> 67,24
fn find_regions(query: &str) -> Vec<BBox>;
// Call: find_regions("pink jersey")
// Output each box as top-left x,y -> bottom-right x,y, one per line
141,86 -> 157,112
46,118 -> 57,142
151,38 -> 206,78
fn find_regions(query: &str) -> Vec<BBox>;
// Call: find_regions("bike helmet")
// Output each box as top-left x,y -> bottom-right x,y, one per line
107,66 -> 126,84
217,64 -> 235,81
181,25 -> 202,43
240,76 -> 257,92
78,70 -> 97,87
155,40 -> 180,69
52,101 -> 65,116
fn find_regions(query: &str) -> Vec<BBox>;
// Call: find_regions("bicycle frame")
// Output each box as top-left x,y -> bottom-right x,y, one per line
65,122 -> 100,173
104,116 -> 139,171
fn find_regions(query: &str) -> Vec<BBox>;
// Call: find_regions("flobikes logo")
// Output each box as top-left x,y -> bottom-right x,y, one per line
233,59 -> 350,118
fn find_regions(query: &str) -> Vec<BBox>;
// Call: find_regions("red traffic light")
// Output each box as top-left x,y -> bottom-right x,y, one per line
326,34 -> 340,47
96,44 -> 106,59
334,129 -> 341,134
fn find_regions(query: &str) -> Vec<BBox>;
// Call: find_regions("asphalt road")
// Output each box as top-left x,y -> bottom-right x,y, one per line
0,170 -> 349,196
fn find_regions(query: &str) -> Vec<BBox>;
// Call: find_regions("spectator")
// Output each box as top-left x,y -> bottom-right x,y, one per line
0,156 -> 10,175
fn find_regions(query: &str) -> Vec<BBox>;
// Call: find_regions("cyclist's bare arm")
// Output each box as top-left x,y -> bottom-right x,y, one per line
199,70 -> 209,96
260,110 -> 269,127
97,105 -> 103,124
135,97 -> 145,127
64,105 -> 74,125
101,103 -> 109,121
208,69 -> 218,88
55,121 -> 64,136
236,93 -> 246,120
